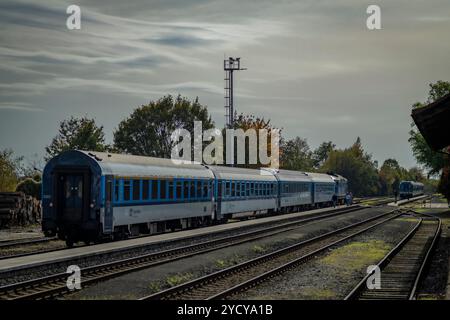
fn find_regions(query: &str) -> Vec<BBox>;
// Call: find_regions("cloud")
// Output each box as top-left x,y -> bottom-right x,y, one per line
0,102 -> 45,112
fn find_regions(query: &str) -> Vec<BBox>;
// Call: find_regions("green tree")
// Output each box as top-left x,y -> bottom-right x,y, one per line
280,137 -> 313,171
46,116 -> 108,160
312,141 -> 335,169
114,95 -> 214,158
407,167 -> 425,182
321,137 -> 379,196
378,158 -> 402,195
0,149 -> 22,192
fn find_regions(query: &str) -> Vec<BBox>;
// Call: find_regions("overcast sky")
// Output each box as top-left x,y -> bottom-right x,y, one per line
0,0 -> 449,169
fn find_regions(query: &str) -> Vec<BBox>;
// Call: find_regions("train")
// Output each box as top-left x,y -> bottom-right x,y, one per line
42,150 -> 348,246
399,180 -> 424,199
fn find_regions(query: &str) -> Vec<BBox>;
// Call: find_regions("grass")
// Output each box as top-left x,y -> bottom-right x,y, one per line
252,245 -> 266,254
320,240 -> 391,273
166,273 -> 193,287
300,287 -> 336,299
215,254 -> 242,269
148,282 -> 161,293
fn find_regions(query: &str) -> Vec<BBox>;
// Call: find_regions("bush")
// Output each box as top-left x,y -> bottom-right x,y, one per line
16,178 -> 41,200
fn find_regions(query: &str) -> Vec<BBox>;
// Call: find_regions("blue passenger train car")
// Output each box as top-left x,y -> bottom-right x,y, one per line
399,180 -> 424,199
42,150 -> 350,246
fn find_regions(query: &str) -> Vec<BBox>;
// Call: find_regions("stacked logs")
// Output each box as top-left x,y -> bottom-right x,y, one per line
0,192 -> 41,228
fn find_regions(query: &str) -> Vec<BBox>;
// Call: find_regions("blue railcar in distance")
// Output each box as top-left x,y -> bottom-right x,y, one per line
399,180 -> 424,199
42,150 -> 350,247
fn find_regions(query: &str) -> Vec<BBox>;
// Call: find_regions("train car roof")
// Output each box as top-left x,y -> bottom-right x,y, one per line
329,173 -> 348,182
45,150 -> 214,179
261,168 -> 312,182
206,165 -> 277,181
400,180 -> 424,186
305,172 -> 336,183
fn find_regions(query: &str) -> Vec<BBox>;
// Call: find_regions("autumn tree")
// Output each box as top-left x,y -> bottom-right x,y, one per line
227,113 -> 281,168
0,149 -> 22,192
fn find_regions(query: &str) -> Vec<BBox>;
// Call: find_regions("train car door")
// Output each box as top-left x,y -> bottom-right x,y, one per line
59,173 -> 85,224
104,175 -> 114,233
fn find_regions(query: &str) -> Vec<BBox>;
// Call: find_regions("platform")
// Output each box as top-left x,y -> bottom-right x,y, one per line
387,195 -> 428,206
0,204 -> 358,273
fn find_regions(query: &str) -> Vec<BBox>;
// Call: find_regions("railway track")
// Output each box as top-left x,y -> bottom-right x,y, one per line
0,237 -> 55,249
345,212 -> 441,300
140,209 -> 403,300
0,205 -> 362,260
0,205 -> 371,300
355,197 -> 394,206
0,237 -> 66,260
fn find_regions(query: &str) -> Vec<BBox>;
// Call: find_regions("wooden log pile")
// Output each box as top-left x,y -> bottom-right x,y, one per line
0,192 -> 41,228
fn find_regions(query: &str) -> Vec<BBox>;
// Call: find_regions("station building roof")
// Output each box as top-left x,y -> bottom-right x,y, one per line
411,93 -> 450,151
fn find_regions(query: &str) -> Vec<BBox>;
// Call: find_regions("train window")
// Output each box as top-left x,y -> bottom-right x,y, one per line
236,182 -> 241,198
132,180 -> 140,201
196,180 -> 202,199
142,180 -> 149,200
224,181 -> 230,198
160,180 -> 167,199
231,182 -> 236,197
175,180 -> 182,200
190,180 -> 196,199
168,180 -> 174,199
203,182 -> 208,198
152,180 -> 158,199
218,180 -> 222,198
114,179 -> 120,202
123,180 -> 131,201
184,180 -> 190,199
246,182 -> 250,197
